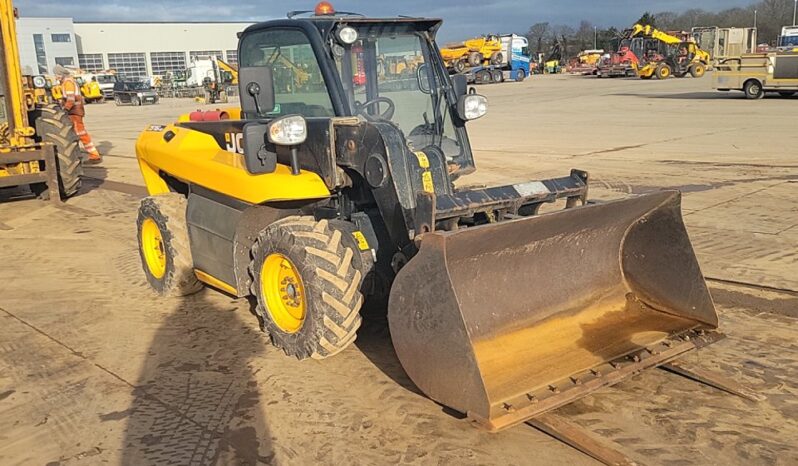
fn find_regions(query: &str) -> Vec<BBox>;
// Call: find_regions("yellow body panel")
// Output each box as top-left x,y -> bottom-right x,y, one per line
136,124 -> 331,204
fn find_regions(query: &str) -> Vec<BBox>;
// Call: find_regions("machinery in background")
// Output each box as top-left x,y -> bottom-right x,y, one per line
135,4 -> 719,432
566,49 -> 604,75
441,34 -> 504,72
625,24 -> 710,79
75,74 -> 104,103
1,0 -> 82,201
456,34 -> 531,84
185,56 -> 239,104
692,27 -> 757,62
778,26 -> 798,49
714,50 -> 798,99
596,42 -> 640,78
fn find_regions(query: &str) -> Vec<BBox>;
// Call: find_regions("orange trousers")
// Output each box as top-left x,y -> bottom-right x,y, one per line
69,114 -> 100,158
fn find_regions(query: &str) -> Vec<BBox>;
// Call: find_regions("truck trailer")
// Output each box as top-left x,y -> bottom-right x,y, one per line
458,34 -> 531,84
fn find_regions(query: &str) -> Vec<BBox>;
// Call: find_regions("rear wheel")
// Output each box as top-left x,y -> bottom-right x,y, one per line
114,96 -> 122,105
491,69 -> 504,83
689,63 -> 706,78
29,105 -> 82,199
453,59 -> 466,74
655,64 -> 671,80
132,96 -> 141,106
250,217 -> 364,360
744,80 -> 764,99
136,194 -> 203,296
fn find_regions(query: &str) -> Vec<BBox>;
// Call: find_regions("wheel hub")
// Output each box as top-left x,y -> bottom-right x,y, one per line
261,253 -> 306,333
141,218 -> 166,279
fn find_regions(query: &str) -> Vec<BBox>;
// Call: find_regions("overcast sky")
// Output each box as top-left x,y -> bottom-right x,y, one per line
15,0 -> 755,40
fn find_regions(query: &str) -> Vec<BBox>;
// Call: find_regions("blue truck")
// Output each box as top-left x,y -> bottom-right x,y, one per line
460,34 -> 531,84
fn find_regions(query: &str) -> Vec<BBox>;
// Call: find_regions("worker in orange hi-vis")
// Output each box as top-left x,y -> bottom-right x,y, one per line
54,65 -> 102,164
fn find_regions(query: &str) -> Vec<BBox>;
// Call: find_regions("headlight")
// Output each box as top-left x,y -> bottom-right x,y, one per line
337,26 -> 358,45
458,94 -> 488,121
268,115 -> 307,145
32,76 -> 47,88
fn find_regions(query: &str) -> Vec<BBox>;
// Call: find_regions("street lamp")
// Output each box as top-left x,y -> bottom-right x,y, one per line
794,0 -> 797,26
754,9 -> 757,28
594,26 -> 597,49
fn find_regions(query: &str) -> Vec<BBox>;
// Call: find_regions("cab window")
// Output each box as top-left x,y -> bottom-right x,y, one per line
240,29 -> 333,117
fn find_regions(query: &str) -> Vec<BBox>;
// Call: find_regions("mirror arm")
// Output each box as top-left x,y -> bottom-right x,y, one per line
289,147 -> 301,175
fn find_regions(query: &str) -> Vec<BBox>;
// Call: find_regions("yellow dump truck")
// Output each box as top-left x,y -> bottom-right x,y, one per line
714,51 -> 798,99
441,34 -> 504,73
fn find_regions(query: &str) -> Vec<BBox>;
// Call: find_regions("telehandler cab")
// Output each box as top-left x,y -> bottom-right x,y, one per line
135,4 -> 719,431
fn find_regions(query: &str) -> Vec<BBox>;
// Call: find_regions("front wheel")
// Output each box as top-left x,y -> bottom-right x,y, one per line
744,80 -> 764,99
655,64 -> 671,80
29,105 -> 83,199
250,217 -> 364,360
516,69 -> 526,82
690,63 -> 706,78
453,59 -> 466,74
137,194 -> 203,296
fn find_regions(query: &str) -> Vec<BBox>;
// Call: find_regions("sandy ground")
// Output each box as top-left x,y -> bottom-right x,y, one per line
1,73 -> 797,465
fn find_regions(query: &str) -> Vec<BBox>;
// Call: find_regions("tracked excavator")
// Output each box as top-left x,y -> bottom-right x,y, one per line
1,0 -> 82,200
134,3 -> 719,431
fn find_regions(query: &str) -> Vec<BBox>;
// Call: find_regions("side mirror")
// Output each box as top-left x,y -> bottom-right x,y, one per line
239,66 -> 275,118
242,122 -> 277,174
456,94 -> 488,121
451,73 -> 467,98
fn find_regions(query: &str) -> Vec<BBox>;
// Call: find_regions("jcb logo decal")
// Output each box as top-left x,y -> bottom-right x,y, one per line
224,132 -> 244,154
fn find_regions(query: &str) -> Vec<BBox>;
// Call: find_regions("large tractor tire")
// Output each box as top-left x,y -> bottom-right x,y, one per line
250,217 -> 364,360
137,194 -> 203,296
468,52 -> 483,67
490,52 -> 503,65
655,64 -> 672,80
29,105 -> 82,199
453,59 -> 466,74
690,63 -> 706,78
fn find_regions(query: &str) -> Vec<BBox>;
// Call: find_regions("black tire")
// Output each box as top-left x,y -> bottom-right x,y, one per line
690,63 -> 706,78
491,69 -> 503,83
250,217 -> 364,360
29,105 -> 82,199
655,64 -> 672,80
490,52 -> 503,65
468,52 -> 483,67
778,91 -> 796,97
744,80 -> 764,100
132,96 -> 141,106
114,96 -> 122,106
516,69 -> 526,82
136,194 -> 203,296
453,59 -> 466,74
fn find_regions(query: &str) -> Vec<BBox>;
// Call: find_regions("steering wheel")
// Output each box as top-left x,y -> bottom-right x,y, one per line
354,97 -> 395,121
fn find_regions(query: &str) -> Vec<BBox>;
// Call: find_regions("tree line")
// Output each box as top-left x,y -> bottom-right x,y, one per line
525,0 -> 796,59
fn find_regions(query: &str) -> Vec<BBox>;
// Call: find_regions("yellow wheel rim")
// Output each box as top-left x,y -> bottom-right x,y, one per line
261,253 -> 306,333
661,68 -> 670,77
141,218 -> 166,279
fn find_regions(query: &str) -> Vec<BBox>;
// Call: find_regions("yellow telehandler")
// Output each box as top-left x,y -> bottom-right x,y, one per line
134,4 -> 719,431
1,0 -> 82,200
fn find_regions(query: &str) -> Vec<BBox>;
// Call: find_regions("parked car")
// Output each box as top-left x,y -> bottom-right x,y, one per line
113,81 -> 159,106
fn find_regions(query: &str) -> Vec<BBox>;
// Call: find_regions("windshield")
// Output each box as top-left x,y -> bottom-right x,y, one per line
335,28 -> 464,163
780,35 -> 798,47
240,28 -> 333,117
96,75 -> 117,84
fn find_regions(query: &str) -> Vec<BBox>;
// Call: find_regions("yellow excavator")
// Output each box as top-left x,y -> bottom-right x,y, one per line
1,0 -> 82,200
134,4 -> 719,432
628,24 -> 710,79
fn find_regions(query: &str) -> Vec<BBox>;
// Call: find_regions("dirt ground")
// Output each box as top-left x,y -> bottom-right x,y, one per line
1,74 -> 796,465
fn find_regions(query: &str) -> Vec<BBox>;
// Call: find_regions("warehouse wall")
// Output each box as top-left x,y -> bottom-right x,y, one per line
16,18 -> 79,75
73,22 -> 253,78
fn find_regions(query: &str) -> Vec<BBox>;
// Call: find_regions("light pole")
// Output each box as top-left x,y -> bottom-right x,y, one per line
594,26 -> 597,49
754,9 -> 757,28
794,0 -> 797,26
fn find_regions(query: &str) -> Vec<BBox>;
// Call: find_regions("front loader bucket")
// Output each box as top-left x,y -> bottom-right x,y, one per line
388,190 -> 718,431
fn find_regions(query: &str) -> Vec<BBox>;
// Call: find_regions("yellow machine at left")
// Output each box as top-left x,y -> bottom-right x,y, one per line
0,0 -> 82,201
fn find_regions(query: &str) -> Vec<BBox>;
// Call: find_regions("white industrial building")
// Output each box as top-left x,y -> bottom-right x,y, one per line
16,18 -> 255,78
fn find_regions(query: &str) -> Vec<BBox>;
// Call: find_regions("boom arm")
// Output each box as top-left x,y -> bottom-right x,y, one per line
0,0 -> 32,143
629,24 -> 684,45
